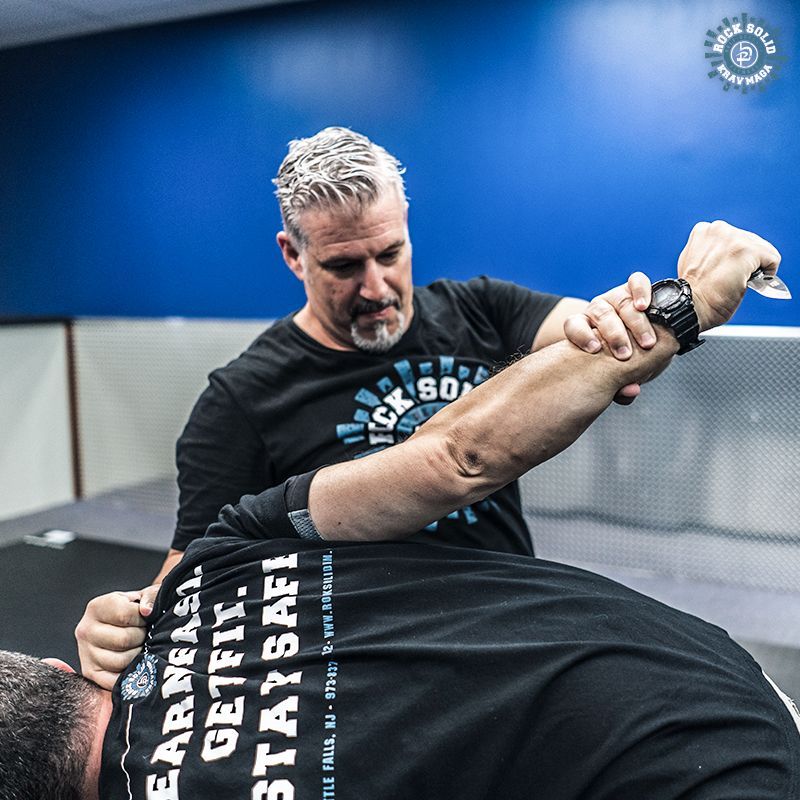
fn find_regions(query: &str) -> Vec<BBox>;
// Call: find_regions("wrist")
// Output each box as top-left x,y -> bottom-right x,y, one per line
583,331 -> 678,397
617,330 -> 679,387
686,287 -> 716,332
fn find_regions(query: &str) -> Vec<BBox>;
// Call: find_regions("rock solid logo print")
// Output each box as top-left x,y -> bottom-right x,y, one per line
704,13 -> 785,93
335,356 -> 494,531
335,356 -> 491,456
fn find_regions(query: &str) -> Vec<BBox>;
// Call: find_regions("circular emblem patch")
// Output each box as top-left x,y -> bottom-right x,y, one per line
704,13 -> 785,93
120,652 -> 158,702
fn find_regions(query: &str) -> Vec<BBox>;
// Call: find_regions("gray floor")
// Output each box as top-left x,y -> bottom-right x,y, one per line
0,477 -> 178,553
2,478 -> 798,697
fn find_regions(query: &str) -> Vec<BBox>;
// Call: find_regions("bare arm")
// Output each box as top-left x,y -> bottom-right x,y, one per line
153,548 -> 184,585
310,332 -> 676,541
310,219 -> 782,541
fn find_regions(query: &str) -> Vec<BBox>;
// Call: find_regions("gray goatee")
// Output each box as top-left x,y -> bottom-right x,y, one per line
351,309 -> 407,353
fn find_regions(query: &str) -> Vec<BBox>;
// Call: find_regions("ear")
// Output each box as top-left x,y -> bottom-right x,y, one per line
276,231 -> 305,282
43,657 -> 76,673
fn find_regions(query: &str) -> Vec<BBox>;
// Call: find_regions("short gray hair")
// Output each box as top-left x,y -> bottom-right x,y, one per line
273,127 -> 407,247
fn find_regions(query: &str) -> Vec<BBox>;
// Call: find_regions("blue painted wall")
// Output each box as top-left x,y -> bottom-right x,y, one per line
1,0 -> 797,324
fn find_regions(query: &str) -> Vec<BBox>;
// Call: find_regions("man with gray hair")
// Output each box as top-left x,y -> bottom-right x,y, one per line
273,126 -> 415,353
152,126 -> 658,585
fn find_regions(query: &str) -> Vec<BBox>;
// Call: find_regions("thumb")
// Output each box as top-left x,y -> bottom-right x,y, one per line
138,584 -> 161,618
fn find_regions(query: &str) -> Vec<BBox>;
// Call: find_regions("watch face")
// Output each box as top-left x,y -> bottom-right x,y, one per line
652,281 -> 682,307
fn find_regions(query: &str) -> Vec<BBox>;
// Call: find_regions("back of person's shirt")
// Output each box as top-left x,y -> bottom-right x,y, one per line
100,533 -> 799,799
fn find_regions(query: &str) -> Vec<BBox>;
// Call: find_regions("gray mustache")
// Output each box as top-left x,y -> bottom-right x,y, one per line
351,298 -> 399,317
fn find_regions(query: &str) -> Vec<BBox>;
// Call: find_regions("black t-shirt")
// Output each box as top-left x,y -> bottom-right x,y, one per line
100,486 -> 800,799
174,277 -> 561,556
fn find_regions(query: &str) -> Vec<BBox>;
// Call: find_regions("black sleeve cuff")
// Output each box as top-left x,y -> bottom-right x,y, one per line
204,467 -> 324,541
284,469 -> 324,541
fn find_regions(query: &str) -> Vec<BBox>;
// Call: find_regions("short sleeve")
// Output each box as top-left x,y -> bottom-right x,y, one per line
174,371 -> 272,551
466,276 -> 561,353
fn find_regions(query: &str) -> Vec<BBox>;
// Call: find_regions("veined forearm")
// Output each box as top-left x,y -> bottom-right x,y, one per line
310,330 -> 678,541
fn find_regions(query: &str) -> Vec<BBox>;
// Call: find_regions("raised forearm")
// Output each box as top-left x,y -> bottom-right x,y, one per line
310,331 -> 678,541
311,220 -> 784,541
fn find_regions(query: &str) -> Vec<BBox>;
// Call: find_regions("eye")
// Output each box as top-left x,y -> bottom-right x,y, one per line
378,250 -> 401,265
322,261 -> 359,276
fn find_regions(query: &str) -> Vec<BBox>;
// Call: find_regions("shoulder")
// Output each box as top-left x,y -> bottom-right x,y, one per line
418,276 -> 491,300
414,276 -> 497,314
416,276 -> 560,326
209,315 -> 305,390
419,276 -> 556,305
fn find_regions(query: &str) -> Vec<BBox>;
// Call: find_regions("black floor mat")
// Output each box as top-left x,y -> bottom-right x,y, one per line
0,534 -> 164,668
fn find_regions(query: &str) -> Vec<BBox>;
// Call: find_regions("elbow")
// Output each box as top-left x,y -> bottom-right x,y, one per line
437,426 -> 501,503
445,429 -> 485,479
410,413 -> 521,510
400,428 -> 490,513
440,419 -> 540,500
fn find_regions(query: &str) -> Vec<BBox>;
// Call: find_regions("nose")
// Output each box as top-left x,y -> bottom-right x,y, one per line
359,259 -> 389,301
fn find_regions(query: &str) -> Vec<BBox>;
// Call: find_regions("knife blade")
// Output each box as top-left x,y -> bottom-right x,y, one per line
747,268 -> 792,300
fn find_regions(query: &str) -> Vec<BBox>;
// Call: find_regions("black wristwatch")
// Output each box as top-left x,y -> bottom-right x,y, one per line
646,278 -> 704,355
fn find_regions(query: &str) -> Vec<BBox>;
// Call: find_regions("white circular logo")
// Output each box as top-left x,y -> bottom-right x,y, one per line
704,13 -> 785,94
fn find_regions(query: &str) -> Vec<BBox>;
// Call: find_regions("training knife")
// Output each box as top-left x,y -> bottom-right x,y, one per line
747,268 -> 791,299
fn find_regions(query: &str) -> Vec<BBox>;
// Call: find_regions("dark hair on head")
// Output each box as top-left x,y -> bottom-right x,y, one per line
0,650 -> 99,800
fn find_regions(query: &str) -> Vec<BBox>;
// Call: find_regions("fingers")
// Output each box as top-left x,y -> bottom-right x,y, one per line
585,273 -> 656,358
685,220 -> 782,273
82,643 -> 145,690
613,383 -> 641,406
563,315 -> 602,354
77,613 -> 146,651
626,271 -> 652,311
716,220 -> 781,276
75,590 -> 148,689
749,230 -> 782,276
585,297 -> 632,358
564,272 -> 656,361
678,220 -> 783,330
92,668 -> 136,692
84,591 -> 148,628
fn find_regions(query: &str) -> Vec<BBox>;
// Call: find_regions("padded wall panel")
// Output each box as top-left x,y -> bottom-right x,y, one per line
0,325 -> 73,520
74,318 -> 270,495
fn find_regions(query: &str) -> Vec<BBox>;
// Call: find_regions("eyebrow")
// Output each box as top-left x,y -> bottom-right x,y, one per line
319,240 -> 405,270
